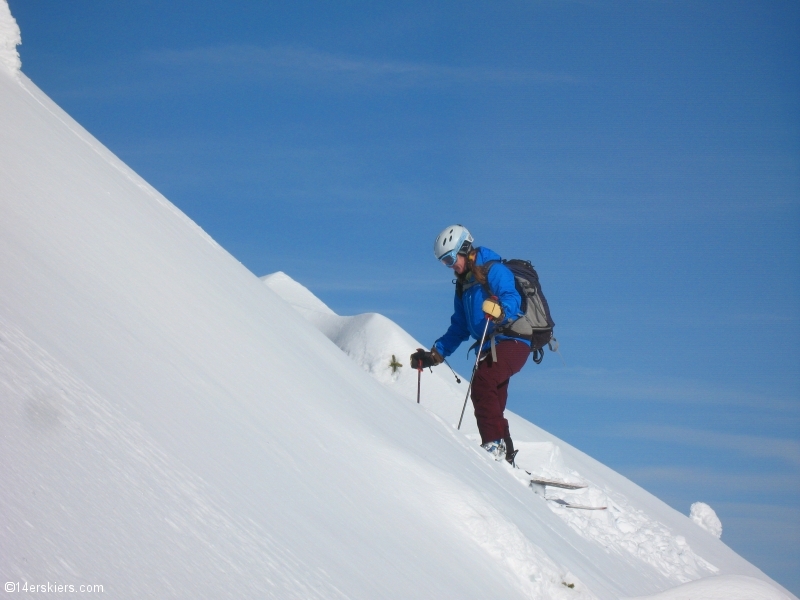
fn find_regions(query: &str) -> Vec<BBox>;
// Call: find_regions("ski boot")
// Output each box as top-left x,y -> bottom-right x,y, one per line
481,439 -> 506,461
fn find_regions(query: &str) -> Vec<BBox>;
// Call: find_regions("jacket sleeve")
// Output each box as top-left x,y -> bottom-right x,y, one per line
434,293 -> 471,358
487,263 -> 522,325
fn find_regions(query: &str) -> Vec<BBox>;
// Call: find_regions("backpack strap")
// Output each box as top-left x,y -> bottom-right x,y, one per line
532,347 -> 544,364
455,276 -> 479,298
457,259 -> 518,362
472,260 -> 503,361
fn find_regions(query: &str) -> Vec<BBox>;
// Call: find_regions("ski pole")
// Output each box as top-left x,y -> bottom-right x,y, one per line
457,316 -> 492,430
416,366 -> 422,404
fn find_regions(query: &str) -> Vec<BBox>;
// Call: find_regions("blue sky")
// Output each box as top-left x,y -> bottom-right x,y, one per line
9,0 -> 799,592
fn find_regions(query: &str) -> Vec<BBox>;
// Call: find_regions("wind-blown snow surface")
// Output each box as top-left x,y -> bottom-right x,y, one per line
0,58 -> 793,600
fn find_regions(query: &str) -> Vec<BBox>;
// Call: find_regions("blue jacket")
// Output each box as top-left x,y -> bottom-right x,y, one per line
434,247 -> 528,358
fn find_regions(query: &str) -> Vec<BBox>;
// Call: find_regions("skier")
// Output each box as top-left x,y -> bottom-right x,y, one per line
412,224 -> 529,465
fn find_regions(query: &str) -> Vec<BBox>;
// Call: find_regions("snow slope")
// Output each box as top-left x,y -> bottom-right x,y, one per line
0,11 -> 793,598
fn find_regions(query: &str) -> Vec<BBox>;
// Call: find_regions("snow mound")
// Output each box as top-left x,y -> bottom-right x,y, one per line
0,0 -> 21,74
691,502 -> 723,539
263,272 -> 472,427
627,575 -> 794,600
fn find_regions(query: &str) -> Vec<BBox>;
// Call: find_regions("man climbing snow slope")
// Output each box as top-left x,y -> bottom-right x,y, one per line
412,224 -> 531,465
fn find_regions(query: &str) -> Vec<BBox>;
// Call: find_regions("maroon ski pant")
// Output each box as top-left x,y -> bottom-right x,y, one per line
471,340 -> 529,444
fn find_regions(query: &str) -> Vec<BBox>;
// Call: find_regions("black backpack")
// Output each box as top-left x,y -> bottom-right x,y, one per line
457,258 -> 558,363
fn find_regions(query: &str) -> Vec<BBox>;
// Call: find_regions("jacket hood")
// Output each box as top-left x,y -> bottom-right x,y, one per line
472,246 -> 502,266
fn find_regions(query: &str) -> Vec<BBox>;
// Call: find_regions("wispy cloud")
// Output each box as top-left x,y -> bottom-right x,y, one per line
614,425 -> 800,466
53,44 -> 576,101
529,367 -> 799,412
303,277 -> 443,293
620,465 -> 800,495
144,44 -> 579,89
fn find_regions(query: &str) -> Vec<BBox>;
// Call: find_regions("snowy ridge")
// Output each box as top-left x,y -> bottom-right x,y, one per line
264,272 -> 795,598
0,0 -> 20,74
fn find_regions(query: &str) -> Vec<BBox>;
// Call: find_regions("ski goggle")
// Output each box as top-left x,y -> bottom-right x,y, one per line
439,249 -> 460,267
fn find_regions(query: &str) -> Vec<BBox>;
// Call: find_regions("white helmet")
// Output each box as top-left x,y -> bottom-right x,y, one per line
434,224 -> 473,266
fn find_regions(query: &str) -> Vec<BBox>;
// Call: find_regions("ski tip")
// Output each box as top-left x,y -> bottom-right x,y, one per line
529,477 -> 587,490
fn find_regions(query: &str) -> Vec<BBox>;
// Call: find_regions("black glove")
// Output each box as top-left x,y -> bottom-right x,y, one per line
410,348 -> 436,370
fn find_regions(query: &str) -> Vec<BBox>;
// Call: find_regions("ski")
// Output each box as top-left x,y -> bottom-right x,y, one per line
527,476 -> 607,510
528,476 -> 587,490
